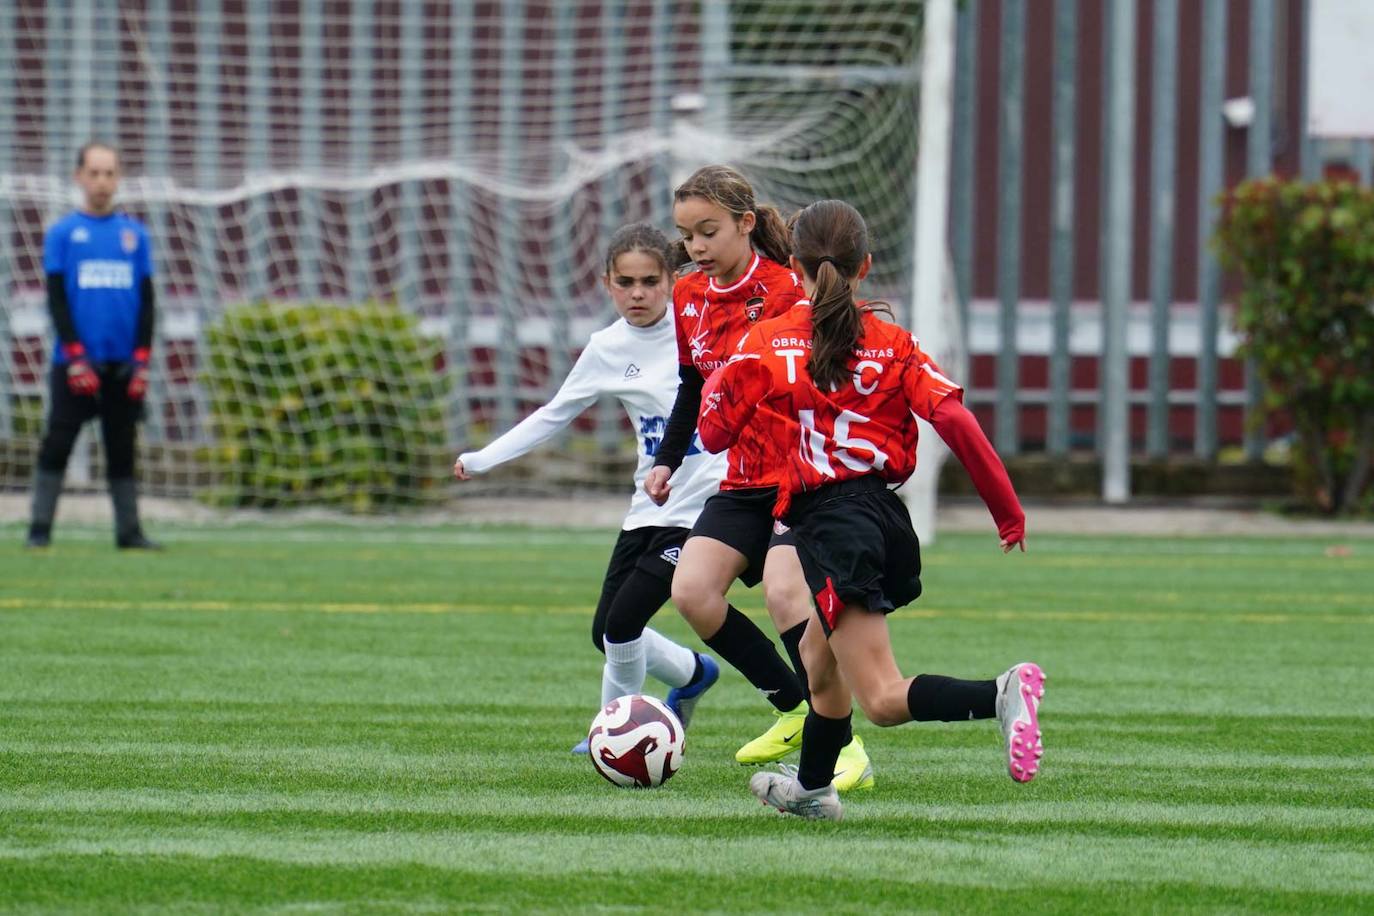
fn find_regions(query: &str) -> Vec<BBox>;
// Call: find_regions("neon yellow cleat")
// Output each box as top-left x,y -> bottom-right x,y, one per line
832,734 -> 875,792
734,702 -> 807,764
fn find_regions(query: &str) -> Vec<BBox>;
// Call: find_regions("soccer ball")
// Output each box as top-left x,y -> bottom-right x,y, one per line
587,694 -> 685,788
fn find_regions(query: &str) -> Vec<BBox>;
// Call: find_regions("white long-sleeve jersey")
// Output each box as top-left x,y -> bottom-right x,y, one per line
458,311 -> 726,530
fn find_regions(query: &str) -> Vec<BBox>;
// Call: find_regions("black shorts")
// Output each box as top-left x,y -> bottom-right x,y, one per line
686,487 -> 796,587
787,477 -> 922,636
603,525 -> 691,590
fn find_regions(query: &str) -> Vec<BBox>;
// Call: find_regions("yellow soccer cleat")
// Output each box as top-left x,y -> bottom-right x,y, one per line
832,734 -> 875,792
735,703 -> 807,764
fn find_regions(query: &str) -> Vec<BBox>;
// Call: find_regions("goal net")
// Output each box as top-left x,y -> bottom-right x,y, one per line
0,1 -> 929,511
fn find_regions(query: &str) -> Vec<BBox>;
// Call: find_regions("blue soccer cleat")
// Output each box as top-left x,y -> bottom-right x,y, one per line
665,653 -> 720,729
571,737 -> 590,755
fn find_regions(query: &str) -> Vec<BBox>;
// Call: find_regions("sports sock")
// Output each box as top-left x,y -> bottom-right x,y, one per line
641,627 -> 696,689
704,605 -> 804,712
601,636 -> 647,706
779,621 -> 810,703
906,674 -> 997,722
797,709 -> 850,791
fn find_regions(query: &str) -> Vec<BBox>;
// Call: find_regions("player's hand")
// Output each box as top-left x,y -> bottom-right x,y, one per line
126,352 -> 150,401
644,465 -> 672,505
997,517 -> 1025,553
66,356 -> 99,397
453,458 -> 471,481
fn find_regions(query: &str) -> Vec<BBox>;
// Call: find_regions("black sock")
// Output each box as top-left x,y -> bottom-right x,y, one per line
797,710 -> 850,791
906,674 -> 997,722
684,653 -> 705,687
704,605 -> 804,712
779,622 -> 810,703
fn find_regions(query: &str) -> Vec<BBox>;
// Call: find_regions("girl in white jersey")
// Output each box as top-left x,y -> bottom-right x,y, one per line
453,224 -> 724,753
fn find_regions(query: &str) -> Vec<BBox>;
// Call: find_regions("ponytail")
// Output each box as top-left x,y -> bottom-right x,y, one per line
790,199 -> 873,392
750,204 -> 792,267
807,263 -> 863,391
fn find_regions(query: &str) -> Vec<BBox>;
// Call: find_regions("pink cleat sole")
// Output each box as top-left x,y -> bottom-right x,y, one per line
1002,663 -> 1045,783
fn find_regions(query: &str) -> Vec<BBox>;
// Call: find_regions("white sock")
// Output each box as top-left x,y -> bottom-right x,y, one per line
602,636 -> 647,706
642,627 -> 697,689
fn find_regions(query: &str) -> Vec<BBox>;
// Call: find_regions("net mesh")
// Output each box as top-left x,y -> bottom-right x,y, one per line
0,0 -> 925,508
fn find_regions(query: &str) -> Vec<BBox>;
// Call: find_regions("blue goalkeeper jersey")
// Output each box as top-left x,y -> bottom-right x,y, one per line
43,210 -> 154,364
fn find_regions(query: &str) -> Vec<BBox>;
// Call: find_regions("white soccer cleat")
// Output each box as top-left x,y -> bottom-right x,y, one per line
996,662 -> 1046,783
749,769 -> 844,821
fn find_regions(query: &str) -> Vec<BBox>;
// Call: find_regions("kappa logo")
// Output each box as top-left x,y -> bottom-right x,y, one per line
71,227 -> 90,244
681,302 -> 699,317
659,546 -> 681,566
624,363 -> 641,379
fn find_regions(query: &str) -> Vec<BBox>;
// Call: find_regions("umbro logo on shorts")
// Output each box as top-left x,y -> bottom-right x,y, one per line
660,547 -> 681,566
624,363 -> 641,378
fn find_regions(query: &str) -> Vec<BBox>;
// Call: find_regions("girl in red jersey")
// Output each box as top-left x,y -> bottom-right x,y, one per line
698,200 -> 1044,821
644,166 -> 872,790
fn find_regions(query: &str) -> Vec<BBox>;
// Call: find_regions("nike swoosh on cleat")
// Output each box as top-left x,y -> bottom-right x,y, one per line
781,731 -> 799,743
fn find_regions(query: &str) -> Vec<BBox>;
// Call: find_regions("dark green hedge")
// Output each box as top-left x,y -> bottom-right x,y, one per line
1215,178 -> 1374,514
202,302 -> 451,512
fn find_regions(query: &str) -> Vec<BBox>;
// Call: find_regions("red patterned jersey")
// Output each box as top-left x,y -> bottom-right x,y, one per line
702,305 -> 961,512
674,253 -> 803,489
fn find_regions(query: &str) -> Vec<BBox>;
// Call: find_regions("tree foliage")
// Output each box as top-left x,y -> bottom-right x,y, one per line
202,302 -> 451,512
1215,177 -> 1374,514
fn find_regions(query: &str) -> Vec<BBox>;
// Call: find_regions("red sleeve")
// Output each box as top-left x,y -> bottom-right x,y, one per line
902,336 -> 963,421
697,354 -> 774,454
929,397 -> 1025,544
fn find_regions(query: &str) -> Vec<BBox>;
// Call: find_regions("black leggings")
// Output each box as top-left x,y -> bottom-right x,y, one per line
37,363 -> 142,480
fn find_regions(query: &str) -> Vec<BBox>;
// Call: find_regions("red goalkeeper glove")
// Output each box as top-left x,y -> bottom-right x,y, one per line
127,348 -> 151,401
62,343 -> 99,397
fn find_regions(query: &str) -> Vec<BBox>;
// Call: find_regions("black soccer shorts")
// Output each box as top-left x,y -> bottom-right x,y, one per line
787,476 -> 923,636
686,486 -> 796,587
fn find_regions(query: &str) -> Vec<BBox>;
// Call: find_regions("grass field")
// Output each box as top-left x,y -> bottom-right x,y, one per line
2,519 -> 1372,913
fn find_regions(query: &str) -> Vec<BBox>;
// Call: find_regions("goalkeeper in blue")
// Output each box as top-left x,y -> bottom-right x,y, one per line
27,142 -> 159,550
453,223 -> 722,753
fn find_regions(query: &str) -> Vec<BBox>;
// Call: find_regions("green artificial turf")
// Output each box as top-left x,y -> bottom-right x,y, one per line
2,521 -> 1371,913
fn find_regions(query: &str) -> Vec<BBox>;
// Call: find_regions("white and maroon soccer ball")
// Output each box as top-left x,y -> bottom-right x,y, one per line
587,694 -> 685,788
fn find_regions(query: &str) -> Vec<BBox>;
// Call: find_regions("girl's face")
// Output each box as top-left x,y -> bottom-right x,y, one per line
674,196 -> 756,285
604,250 -> 670,327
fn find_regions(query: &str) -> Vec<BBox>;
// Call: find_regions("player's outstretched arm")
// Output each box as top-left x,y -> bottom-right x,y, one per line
696,354 -> 773,454
928,395 -> 1026,552
455,345 -> 604,479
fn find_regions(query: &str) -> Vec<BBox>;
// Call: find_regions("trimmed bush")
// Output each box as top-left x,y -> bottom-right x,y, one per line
1215,177 -> 1374,514
202,301 -> 451,512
